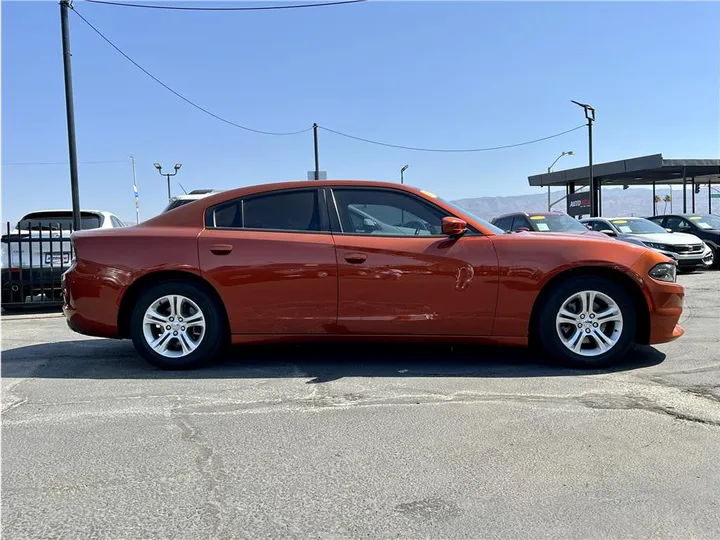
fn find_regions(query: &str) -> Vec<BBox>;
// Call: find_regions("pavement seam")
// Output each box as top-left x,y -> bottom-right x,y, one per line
170,398 -> 228,540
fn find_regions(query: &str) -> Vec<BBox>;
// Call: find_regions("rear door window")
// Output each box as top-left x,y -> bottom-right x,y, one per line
209,189 -> 323,233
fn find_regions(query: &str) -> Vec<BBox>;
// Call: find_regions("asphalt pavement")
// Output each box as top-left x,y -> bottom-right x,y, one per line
2,271 -> 719,539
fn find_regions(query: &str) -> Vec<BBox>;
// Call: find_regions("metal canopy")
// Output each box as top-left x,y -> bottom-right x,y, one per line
528,154 -> 720,188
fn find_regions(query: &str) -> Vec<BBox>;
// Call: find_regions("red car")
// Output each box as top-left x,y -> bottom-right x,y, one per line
62,180 -> 685,370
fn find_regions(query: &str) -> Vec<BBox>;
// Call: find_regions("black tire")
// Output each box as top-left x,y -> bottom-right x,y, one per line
129,280 -> 227,370
710,245 -> 720,270
534,276 -> 637,369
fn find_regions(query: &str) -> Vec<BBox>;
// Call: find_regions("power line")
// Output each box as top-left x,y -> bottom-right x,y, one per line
84,0 -> 367,12
2,160 -> 130,166
71,7 -> 313,136
71,7 -> 586,153
317,124 -> 586,153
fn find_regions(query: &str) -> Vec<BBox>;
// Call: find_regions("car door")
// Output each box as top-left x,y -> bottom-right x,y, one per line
198,187 -> 338,335
326,186 -> 499,336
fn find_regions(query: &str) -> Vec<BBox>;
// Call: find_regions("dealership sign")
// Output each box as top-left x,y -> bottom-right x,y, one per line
567,191 -> 591,217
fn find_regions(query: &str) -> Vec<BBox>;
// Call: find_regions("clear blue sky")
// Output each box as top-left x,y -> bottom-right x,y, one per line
2,0 -> 718,225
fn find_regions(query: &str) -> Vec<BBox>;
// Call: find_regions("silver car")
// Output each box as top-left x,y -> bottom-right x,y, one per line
581,216 -> 712,270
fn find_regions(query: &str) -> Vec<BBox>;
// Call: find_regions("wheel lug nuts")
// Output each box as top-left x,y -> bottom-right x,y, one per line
178,318 -> 183,322
166,325 -> 171,330
580,314 -> 585,319
590,314 -> 595,319
593,322 -> 599,327
173,331 -> 178,336
181,326 -> 186,331
577,323 -> 583,328
169,317 -> 174,322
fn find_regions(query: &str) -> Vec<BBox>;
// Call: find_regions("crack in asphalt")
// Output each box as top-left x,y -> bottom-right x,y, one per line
170,398 -> 228,540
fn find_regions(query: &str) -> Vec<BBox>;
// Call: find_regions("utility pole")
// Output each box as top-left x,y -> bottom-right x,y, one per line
60,0 -> 81,231
154,163 -> 182,203
313,123 -> 320,180
571,100 -> 597,217
130,155 -> 139,224
400,164 -> 408,185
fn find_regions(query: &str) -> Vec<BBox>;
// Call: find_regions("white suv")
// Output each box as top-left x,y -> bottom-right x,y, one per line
162,190 -> 223,213
2,209 -> 125,306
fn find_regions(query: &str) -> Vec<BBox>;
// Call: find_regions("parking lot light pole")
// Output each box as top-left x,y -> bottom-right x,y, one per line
546,151 -> 574,211
154,163 -> 182,203
400,164 -> 409,185
571,100 -> 597,216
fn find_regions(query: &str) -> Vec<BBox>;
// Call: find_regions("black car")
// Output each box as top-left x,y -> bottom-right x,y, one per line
647,214 -> 720,267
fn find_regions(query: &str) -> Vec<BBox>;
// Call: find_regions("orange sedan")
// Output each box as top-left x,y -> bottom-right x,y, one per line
62,180 -> 684,370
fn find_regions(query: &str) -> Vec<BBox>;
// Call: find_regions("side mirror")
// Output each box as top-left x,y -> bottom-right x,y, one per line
442,217 -> 467,236
665,228 -> 673,233
362,218 -> 379,230
600,229 -> 617,237
515,227 -> 530,233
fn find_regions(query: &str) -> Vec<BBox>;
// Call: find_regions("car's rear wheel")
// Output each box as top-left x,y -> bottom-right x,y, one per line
130,281 -> 226,370
535,276 -> 637,369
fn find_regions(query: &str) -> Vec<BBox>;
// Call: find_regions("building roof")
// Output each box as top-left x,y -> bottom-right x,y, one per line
528,154 -> 720,188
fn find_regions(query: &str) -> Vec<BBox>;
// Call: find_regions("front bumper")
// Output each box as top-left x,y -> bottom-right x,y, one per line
652,248 -> 705,268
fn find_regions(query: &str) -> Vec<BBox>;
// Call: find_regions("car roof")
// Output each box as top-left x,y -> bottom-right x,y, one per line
19,209 -> 114,217
492,211 -> 566,220
170,190 -> 222,201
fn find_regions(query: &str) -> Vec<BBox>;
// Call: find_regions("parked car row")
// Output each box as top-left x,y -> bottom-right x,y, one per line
490,211 -> 719,271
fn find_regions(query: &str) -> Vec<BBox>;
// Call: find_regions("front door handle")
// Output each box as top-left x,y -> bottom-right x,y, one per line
210,244 -> 233,255
344,252 -> 367,264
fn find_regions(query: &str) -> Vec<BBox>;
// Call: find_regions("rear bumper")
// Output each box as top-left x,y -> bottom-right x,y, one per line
61,264 -> 123,339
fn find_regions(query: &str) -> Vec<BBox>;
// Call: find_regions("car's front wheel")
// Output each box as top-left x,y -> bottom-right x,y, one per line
130,281 -> 226,369
535,276 -> 637,369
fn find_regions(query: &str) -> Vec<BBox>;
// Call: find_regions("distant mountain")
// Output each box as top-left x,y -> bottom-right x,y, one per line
451,187 -> 720,221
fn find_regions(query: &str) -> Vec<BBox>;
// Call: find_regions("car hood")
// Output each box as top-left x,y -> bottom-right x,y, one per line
623,232 -> 703,245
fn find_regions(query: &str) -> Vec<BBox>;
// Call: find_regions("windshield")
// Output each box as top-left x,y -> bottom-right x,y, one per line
438,198 -> 506,234
610,218 -> 666,234
527,214 -> 588,233
688,214 -> 720,230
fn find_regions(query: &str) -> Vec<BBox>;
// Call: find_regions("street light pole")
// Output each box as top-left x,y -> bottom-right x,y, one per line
154,163 -> 182,203
546,151 -> 574,211
571,100 -> 597,217
400,164 -> 409,185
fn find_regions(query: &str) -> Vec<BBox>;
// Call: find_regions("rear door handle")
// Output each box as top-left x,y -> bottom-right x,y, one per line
210,244 -> 233,255
343,252 -> 367,264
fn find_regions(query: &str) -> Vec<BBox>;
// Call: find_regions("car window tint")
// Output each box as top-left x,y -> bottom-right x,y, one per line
243,190 -> 320,232
494,217 -> 512,232
666,217 -> 691,231
332,189 -> 445,236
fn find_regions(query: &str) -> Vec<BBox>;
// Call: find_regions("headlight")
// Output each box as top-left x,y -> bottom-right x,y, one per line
643,241 -> 669,250
649,262 -> 677,283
